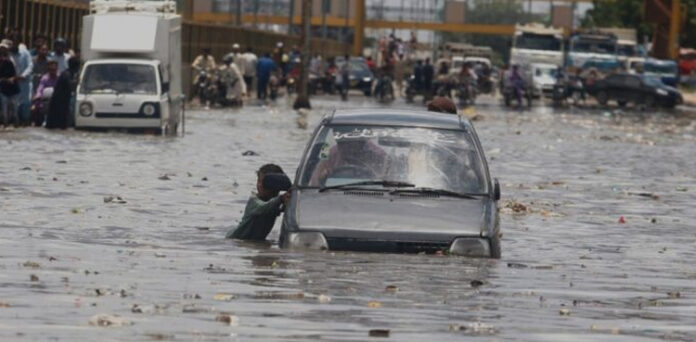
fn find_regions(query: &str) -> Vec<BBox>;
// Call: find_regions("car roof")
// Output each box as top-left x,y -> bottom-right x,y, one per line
326,108 -> 472,130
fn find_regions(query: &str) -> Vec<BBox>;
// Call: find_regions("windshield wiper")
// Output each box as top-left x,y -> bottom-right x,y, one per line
391,187 -> 485,199
319,180 -> 415,192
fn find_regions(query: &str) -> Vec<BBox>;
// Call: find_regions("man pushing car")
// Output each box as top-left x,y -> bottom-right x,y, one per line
225,164 -> 292,240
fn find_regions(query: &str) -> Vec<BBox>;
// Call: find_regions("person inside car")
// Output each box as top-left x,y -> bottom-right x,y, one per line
310,135 -> 386,186
225,164 -> 291,241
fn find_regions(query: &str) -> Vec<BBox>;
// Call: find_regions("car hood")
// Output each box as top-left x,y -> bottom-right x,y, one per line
292,190 -> 488,240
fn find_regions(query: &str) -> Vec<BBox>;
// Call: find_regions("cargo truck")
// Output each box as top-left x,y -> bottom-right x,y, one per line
75,0 -> 183,135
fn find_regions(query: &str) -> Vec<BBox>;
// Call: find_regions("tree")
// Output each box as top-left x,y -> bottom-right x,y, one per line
581,0 -> 652,43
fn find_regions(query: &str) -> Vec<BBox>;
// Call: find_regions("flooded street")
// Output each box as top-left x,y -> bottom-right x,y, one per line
1,96 -> 695,341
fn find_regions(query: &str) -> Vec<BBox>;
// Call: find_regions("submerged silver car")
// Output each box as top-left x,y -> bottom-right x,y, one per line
280,109 -> 501,258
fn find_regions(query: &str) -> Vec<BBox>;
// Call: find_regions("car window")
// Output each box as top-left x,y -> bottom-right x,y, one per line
299,125 -> 488,194
624,76 -> 641,88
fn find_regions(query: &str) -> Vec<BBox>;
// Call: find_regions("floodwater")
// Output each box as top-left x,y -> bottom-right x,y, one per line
1,95 -> 695,341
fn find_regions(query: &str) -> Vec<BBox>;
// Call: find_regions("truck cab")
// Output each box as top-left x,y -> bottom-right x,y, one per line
75,0 -> 182,135
567,32 -> 619,69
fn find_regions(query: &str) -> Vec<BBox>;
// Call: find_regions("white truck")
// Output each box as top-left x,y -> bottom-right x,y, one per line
567,30 -> 619,69
75,0 -> 183,135
509,24 -> 564,68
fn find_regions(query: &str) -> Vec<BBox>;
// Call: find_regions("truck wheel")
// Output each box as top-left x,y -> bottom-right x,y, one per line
597,91 -> 609,106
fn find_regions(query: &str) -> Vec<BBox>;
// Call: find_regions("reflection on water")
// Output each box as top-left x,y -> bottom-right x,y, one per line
0,97 -> 695,341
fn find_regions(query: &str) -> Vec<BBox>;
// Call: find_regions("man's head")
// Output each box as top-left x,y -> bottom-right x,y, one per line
38,44 -> 49,57
257,164 -> 285,199
425,58 -> 431,65
246,46 -> 253,53
427,96 -> 458,114
33,35 -> 47,49
202,48 -> 211,57
416,59 -> 422,66
47,60 -> 58,76
54,38 -> 67,54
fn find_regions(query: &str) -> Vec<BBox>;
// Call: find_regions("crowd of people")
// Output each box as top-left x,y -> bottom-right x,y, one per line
191,42 -> 304,107
0,30 -> 80,129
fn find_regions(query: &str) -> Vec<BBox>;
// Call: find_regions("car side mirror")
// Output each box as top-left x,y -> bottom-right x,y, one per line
161,82 -> 170,93
493,178 -> 501,201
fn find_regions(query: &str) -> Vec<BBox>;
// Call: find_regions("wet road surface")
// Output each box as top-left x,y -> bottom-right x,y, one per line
1,95 -> 695,341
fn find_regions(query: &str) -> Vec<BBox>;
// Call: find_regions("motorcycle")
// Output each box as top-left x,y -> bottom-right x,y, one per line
374,75 -> 395,103
457,79 -> 476,106
194,70 -> 217,108
502,78 -> 532,108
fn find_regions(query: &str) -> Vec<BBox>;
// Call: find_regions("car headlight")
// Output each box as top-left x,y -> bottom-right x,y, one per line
449,238 -> 490,257
656,88 -> 668,96
79,102 -> 93,117
363,77 -> 372,82
287,232 -> 328,250
142,103 -> 156,116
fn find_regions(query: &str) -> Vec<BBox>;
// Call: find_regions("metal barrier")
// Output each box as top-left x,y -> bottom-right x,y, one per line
1,0 -> 350,91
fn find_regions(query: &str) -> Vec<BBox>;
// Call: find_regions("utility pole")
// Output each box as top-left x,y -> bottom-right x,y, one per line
236,0 -> 242,26
293,0 -> 312,109
321,0 -> 327,39
287,0 -> 295,35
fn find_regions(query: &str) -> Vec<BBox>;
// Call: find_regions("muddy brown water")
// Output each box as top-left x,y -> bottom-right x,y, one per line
1,96 -> 695,341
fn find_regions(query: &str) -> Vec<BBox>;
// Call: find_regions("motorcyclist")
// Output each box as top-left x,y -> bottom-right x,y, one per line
219,54 -> 246,106
191,48 -> 216,102
508,64 -> 524,107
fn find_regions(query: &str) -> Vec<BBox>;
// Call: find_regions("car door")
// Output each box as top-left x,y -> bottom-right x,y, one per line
622,75 -> 642,103
604,74 -> 624,100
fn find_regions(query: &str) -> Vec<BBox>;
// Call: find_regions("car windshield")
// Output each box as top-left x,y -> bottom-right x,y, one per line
572,39 -> 616,54
350,61 -> 369,73
299,125 -> 488,194
617,44 -> 637,56
514,33 -> 562,51
80,64 -> 158,95
535,67 -> 556,77
644,62 -> 677,74
642,75 -> 664,87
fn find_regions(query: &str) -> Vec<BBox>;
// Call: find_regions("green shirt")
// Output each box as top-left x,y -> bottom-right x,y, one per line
225,195 -> 283,240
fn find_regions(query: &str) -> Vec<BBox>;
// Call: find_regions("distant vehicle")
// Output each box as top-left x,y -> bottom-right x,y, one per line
567,31 -> 618,69
75,0 -> 182,135
678,48 -> 696,80
281,109 -> 502,258
581,58 -> 623,74
587,73 -> 682,108
531,63 -> 557,98
464,56 -> 492,68
643,59 -> 679,86
625,57 -> 645,74
510,24 -> 564,68
335,56 -> 374,96
450,56 -> 465,75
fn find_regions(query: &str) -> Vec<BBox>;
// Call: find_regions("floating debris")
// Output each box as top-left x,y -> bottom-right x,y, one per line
385,285 -> 399,293
367,301 -> 382,308
242,150 -> 259,156
470,280 -> 485,288
88,314 -> 131,327
215,313 -> 239,326
214,293 -> 237,301
449,322 -> 497,334
23,261 -> 40,268
158,174 -> 171,181
317,294 -> 332,303
103,196 -> 127,204
559,308 -> 571,316
30,274 -> 39,282
368,329 -> 390,337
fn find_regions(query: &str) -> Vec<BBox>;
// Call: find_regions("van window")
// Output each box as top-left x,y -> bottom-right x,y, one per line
80,64 -> 158,95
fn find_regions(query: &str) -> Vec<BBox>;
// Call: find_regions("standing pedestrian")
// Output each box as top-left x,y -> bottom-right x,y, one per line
394,54 -> 406,97
51,38 -> 71,73
32,44 -> 51,94
423,58 -> 434,100
256,53 -> 276,100
29,35 -> 47,57
46,58 -> 79,129
0,41 -> 20,127
9,34 -> 34,126
32,60 -> 59,126
241,47 -> 257,94
339,55 -> 350,101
